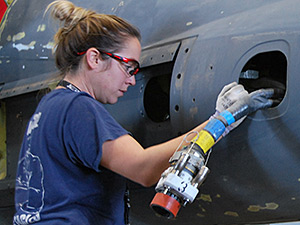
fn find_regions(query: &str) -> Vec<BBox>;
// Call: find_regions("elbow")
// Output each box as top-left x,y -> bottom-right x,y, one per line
135,175 -> 160,188
139,182 -> 156,188
140,180 -> 156,188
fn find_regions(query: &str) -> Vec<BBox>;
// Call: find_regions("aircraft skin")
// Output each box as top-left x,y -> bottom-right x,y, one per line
0,0 -> 299,224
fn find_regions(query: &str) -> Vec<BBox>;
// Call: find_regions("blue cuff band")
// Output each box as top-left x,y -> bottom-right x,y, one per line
220,110 -> 235,126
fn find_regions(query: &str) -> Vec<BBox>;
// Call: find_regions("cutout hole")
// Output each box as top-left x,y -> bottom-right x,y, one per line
239,51 -> 287,107
144,63 -> 173,123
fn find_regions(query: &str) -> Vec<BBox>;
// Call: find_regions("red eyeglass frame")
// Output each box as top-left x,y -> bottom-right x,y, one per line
77,49 -> 140,76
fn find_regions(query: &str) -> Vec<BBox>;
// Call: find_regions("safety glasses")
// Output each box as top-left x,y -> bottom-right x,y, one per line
100,51 -> 140,76
77,49 -> 140,76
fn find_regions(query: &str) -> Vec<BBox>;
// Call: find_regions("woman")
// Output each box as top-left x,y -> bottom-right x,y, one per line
13,1 -> 273,224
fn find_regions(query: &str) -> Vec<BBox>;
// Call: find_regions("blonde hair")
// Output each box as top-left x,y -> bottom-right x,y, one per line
45,0 -> 141,74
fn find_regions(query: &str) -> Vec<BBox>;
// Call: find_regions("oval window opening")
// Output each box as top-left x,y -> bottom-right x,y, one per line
239,51 -> 287,107
144,72 -> 171,123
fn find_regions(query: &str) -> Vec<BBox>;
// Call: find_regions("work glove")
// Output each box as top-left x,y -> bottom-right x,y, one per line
227,88 -> 280,121
211,82 -> 248,136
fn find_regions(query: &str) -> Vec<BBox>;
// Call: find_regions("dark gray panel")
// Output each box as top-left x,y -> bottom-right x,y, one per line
1,0 -> 300,224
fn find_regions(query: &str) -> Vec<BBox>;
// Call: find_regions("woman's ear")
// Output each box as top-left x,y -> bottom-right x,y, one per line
85,48 -> 103,70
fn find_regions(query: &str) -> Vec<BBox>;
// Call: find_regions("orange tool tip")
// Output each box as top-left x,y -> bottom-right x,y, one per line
150,192 -> 181,219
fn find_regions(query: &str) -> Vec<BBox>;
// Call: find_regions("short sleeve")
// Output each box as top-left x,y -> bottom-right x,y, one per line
62,94 -> 128,172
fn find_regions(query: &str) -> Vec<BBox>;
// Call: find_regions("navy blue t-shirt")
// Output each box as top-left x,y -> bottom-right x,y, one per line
14,89 -> 129,225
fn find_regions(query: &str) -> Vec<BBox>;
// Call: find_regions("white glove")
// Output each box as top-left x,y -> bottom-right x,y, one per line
211,82 -> 248,137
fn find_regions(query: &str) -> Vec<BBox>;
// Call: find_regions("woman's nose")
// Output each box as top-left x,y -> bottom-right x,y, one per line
127,75 -> 136,86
